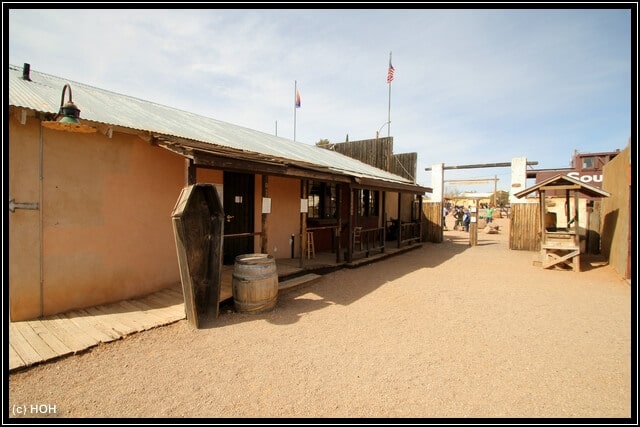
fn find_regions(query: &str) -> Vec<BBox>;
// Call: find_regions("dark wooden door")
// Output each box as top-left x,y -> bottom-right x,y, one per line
223,172 -> 255,265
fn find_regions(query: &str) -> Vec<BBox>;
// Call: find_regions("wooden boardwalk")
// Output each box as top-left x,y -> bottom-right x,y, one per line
9,242 -> 419,373
9,285 -> 186,373
8,273 -> 323,373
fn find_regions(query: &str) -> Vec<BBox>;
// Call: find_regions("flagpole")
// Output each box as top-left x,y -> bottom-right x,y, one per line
294,80 -> 297,142
387,51 -> 392,138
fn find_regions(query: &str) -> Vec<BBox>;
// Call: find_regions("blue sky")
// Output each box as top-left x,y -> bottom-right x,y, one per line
7,6 -> 633,193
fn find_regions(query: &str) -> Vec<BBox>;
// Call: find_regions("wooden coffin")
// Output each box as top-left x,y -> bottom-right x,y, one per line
171,184 -> 224,328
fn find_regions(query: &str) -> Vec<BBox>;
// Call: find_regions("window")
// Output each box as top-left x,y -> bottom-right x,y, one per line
357,189 -> 379,217
308,181 -> 337,219
581,157 -> 594,170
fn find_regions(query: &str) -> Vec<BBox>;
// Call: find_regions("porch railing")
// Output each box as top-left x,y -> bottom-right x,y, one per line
399,221 -> 422,245
352,227 -> 385,257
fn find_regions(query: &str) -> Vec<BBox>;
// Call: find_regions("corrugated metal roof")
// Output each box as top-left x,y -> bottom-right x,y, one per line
9,64 -> 430,193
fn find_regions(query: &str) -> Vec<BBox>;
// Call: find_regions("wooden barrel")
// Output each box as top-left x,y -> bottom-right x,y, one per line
232,253 -> 278,314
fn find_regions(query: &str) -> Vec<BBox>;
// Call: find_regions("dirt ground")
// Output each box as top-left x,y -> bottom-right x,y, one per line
6,216 -> 633,420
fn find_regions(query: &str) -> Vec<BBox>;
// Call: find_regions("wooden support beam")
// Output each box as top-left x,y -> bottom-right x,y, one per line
185,158 -> 196,186
540,184 -> 581,191
425,161 -> 538,171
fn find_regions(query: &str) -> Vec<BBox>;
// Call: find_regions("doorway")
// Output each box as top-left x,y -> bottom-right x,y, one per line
223,172 -> 255,265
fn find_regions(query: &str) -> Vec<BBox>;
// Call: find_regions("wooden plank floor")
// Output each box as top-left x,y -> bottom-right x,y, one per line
9,284 -> 185,372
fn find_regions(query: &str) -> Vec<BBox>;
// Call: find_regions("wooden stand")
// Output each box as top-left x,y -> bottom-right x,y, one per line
514,173 -> 611,274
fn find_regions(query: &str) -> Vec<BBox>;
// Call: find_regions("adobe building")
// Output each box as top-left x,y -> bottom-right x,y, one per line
8,63 -> 431,321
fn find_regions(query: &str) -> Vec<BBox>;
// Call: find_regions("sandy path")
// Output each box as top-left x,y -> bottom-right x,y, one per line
7,217 -> 632,419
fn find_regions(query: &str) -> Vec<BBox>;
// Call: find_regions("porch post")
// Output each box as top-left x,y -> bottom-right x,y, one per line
540,190 -> 546,248
418,194 -> 423,242
572,189 -> 580,239
347,184 -> 354,262
299,179 -> 308,268
185,158 -> 196,186
382,191 -> 387,253
396,192 -> 402,248
261,175 -> 269,254
431,162 -> 445,241
336,183 -> 342,263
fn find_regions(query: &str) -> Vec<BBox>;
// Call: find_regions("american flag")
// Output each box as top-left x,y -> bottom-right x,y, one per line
387,59 -> 395,83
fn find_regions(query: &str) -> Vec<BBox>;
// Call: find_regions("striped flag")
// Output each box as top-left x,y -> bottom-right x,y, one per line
295,89 -> 301,108
387,59 -> 395,83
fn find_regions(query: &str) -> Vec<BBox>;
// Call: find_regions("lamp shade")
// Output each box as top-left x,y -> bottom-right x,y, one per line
59,101 -> 81,123
41,84 -> 96,133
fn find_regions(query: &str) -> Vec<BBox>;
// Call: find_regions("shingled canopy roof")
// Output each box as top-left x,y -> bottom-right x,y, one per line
514,173 -> 611,199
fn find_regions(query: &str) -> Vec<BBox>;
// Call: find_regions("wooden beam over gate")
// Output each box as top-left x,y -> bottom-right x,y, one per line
425,161 -> 538,171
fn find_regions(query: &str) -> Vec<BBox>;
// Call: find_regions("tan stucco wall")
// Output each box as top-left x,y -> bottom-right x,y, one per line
264,176 -> 302,259
196,168 -> 223,186
8,114 -> 42,321
9,114 -> 185,320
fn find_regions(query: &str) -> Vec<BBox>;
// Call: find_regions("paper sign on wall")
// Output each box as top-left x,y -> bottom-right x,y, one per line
300,199 -> 308,213
262,197 -> 271,214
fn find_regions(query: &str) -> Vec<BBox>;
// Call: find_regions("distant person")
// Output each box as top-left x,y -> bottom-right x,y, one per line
453,206 -> 464,230
443,206 -> 449,230
463,208 -> 471,232
486,205 -> 494,223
